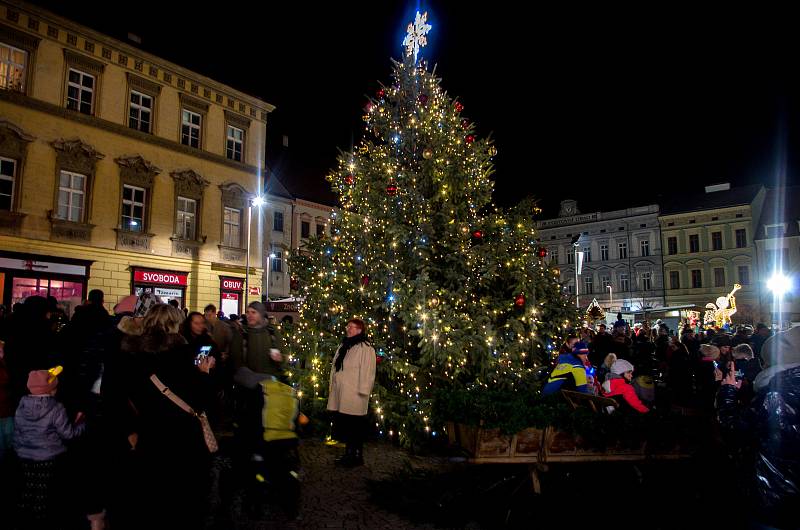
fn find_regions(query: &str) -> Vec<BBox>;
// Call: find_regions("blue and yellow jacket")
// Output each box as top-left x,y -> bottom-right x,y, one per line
541,353 -> 589,396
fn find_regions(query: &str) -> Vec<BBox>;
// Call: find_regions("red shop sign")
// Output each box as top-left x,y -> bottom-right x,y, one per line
220,277 -> 244,291
134,270 -> 188,286
222,292 -> 239,300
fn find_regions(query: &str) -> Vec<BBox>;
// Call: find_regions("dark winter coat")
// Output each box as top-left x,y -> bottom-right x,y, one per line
717,366 -> 800,528
694,357 -> 720,411
13,395 -> 86,460
3,314 -> 59,410
230,322 -> 285,377
667,343 -> 694,406
589,333 -> 614,367
121,332 -> 214,460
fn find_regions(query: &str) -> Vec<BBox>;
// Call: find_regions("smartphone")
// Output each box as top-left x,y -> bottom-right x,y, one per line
195,345 -> 212,366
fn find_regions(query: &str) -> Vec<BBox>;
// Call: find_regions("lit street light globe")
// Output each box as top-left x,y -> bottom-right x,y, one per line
767,273 -> 792,297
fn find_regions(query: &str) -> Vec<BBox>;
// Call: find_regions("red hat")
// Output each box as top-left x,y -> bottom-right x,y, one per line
27,369 -> 58,395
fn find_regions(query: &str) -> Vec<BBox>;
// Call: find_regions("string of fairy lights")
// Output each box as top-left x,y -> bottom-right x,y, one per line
287,13 -> 577,445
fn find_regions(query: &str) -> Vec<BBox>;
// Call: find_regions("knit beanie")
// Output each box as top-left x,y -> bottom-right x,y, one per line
611,359 -> 634,375
248,301 -> 267,316
27,369 -> 58,395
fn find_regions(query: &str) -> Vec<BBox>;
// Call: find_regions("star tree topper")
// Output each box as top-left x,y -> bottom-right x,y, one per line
403,11 -> 432,62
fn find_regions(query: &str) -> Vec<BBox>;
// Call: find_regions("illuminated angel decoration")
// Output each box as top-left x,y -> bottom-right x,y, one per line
704,283 -> 741,328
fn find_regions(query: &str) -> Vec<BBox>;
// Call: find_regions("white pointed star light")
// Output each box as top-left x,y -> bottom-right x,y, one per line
403,11 -> 432,62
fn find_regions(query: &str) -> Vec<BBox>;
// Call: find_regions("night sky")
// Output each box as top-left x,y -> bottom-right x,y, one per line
27,1 -> 800,215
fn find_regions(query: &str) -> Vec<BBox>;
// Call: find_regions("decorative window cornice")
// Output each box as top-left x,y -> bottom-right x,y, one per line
219,181 -> 252,210
0,23 -> 40,51
0,118 -> 35,159
171,168 -> 209,200
51,137 -> 104,173
126,72 -> 162,96
224,109 -> 250,130
63,48 -> 105,75
179,92 -> 209,114
115,154 -> 160,188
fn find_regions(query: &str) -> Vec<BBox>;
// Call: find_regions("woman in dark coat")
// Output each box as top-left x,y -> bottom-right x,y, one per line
717,326 -> 800,529
121,304 -> 215,529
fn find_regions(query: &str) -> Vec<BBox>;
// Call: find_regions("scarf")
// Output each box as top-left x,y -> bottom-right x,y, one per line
334,332 -> 368,372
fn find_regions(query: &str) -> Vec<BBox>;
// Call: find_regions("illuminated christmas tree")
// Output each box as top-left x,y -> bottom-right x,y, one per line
289,12 -> 577,445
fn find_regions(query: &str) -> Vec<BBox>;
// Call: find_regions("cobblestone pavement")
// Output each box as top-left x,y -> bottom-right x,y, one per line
212,439 -> 450,530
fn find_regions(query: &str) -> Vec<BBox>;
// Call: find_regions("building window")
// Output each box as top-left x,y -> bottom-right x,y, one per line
618,242 -> 627,260
600,244 -> 608,261
176,196 -> 196,240
271,247 -> 283,272
57,170 -> 86,222
129,90 -> 152,133
640,239 -> 649,257
764,224 -> 786,238
0,42 -> 27,92
738,266 -> 750,286
181,109 -> 201,148
620,273 -> 629,292
712,231 -> 723,251
714,267 -> 725,288
567,283 -> 574,295
667,237 -> 678,255
66,68 -> 94,115
223,207 -> 241,247
691,269 -> 702,288
317,223 -> 325,237
0,157 -> 16,211
226,125 -> 244,162
273,211 -> 284,232
641,272 -> 652,291
583,247 -> 591,262
567,251 -> 574,264
301,221 -> 310,239
601,275 -> 610,289
689,234 -> 700,253
769,248 -> 790,269
551,249 -> 558,264
735,229 -> 747,248
121,184 -> 146,232
669,271 -> 680,290
584,276 -> 593,294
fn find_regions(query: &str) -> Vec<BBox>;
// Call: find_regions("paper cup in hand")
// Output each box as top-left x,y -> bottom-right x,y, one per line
270,348 -> 282,361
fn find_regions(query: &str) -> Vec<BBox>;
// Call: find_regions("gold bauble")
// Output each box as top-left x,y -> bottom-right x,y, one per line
423,148 -> 433,159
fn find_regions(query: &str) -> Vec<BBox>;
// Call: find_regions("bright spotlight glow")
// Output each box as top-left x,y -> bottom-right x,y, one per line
269,253 -> 276,259
251,196 -> 265,207
768,272 -> 792,297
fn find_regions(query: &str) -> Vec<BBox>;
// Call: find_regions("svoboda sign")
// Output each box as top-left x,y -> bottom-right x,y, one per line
133,270 -> 188,286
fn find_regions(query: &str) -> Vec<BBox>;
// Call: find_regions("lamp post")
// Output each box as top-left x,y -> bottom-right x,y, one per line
571,234 -> 581,309
265,252 -> 276,302
767,272 -> 791,332
607,285 -> 613,313
245,196 -> 265,306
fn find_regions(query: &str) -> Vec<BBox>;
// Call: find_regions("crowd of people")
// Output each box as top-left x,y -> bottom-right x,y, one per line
0,291 -> 307,529
543,314 -> 799,529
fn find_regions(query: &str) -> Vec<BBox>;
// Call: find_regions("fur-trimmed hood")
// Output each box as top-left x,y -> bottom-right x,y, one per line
117,315 -> 144,336
121,332 -> 187,354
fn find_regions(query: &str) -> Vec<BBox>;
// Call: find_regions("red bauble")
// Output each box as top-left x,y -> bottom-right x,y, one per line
472,229 -> 483,239
377,88 -> 385,98
345,175 -> 354,185
465,135 -> 475,144
361,274 -> 370,287
454,101 -> 464,113
418,93 -> 429,105
461,119 -> 470,129
537,246 -> 548,258
290,277 -> 299,291
386,181 -> 398,196
515,294 -> 526,308
365,102 -> 373,112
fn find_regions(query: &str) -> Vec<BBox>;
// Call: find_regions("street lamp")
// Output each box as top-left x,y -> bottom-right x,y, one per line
245,195 -> 265,306
265,252 -> 277,302
571,234 -> 581,309
767,272 -> 792,331
607,285 -> 613,313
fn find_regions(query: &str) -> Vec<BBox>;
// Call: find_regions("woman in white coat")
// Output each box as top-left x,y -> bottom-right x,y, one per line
327,318 -> 376,466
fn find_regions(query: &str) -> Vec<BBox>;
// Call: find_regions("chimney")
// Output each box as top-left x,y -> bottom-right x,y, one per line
705,183 -> 730,193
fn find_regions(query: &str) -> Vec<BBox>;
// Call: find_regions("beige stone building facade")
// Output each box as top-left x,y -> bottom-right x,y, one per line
0,0 -> 273,315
